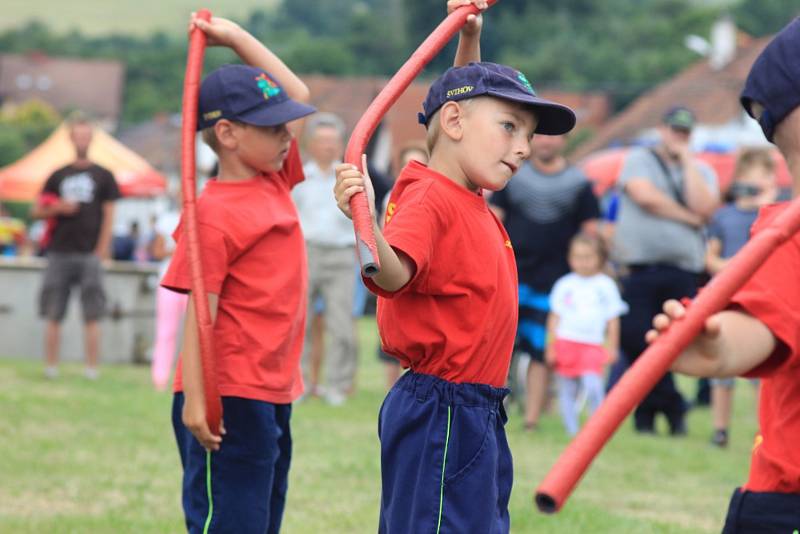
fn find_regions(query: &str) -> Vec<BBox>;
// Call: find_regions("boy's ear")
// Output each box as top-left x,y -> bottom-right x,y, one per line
215,119 -> 239,149
439,101 -> 465,142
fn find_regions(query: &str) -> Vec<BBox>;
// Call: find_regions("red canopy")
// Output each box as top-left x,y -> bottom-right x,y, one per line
580,146 -> 792,196
0,123 -> 167,202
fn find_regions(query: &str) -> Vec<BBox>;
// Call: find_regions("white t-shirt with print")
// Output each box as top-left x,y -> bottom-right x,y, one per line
549,272 -> 628,345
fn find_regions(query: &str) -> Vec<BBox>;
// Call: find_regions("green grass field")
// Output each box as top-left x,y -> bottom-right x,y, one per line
1,0 -> 279,36
0,318 -> 758,533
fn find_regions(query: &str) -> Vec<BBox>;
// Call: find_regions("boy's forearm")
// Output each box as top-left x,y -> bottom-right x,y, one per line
181,293 -> 220,403
231,30 -> 310,103
370,221 -> 414,292
454,32 -> 481,66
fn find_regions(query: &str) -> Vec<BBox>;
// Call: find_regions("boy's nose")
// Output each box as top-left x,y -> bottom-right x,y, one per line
516,138 -> 531,160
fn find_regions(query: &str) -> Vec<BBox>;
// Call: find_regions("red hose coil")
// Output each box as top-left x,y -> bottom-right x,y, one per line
180,8 -> 222,435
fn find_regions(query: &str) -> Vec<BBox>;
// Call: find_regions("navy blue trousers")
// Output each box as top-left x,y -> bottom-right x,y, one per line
378,372 -> 512,534
722,488 -> 800,533
172,394 -> 292,534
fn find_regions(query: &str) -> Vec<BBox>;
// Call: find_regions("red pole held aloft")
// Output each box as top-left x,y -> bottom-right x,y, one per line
180,8 -> 222,435
344,0 -> 498,277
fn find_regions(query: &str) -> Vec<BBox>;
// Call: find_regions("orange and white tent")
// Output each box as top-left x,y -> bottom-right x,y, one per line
0,123 -> 167,202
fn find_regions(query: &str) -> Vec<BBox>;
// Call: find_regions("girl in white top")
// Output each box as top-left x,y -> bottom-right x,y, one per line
546,233 -> 628,435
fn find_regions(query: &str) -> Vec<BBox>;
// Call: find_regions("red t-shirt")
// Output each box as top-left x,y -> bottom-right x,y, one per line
365,161 -> 518,388
729,203 -> 800,493
162,140 -> 307,404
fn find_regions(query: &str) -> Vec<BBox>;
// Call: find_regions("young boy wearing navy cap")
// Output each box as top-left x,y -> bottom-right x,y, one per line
335,2 -> 575,531
648,17 -> 800,533
162,13 -> 315,534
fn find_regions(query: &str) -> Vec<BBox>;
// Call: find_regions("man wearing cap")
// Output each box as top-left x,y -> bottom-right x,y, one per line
647,17 -> 800,532
490,133 -> 600,431
612,106 -> 719,436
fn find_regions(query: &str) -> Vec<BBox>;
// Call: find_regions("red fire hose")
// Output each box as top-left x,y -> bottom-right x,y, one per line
535,196 -> 800,513
180,8 -> 222,435
343,0 -> 498,276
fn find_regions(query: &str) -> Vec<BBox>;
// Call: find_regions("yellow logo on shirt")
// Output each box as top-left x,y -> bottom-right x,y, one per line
504,240 -> 513,249
752,434 -> 763,452
385,202 -> 397,225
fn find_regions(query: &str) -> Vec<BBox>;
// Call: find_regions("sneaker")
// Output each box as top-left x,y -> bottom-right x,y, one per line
670,419 -> 688,437
711,429 -> 729,448
523,421 -> 539,432
44,366 -> 59,379
324,391 -> 347,407
84,367 -> 100,381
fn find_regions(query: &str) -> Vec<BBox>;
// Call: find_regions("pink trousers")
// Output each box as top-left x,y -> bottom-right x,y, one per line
151,286 -> 188,390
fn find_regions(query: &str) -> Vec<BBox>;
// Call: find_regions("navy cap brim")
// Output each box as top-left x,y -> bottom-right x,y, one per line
487,91 -> 576,135
237,98 -> 317,127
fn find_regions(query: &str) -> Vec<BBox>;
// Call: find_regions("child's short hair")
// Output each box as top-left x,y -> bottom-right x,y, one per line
201,121 -> 244,154
425,99 -> 477,153
733,147 -> 775,179
570,232 -> 609,265
201,127 -> 221,153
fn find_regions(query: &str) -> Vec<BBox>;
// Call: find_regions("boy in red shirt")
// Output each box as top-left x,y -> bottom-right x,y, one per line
647,17 -> 800,533
161,13 -> 315,534
334,3 -> 575,532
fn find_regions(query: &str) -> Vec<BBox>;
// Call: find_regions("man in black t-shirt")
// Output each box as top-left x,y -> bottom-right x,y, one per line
490,133 -> 600,430
30,115 -> 120,379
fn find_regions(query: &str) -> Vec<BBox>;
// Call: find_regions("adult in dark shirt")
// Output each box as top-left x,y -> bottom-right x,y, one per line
491,133 -> 600,429
30,115 -> 120,379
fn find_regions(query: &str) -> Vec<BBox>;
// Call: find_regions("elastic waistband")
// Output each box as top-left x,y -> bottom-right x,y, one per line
394,371 -> 509,409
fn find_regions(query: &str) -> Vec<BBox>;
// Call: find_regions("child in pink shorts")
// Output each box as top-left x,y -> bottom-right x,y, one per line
546,233 -> 628,435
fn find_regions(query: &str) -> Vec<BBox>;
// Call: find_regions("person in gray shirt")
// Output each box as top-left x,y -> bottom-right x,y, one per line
612,106 -> 719,435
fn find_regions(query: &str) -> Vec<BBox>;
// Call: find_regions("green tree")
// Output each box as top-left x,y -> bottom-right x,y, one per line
732,0 -> 800,36
0,128 -> 27,167
0,99 -> 61,166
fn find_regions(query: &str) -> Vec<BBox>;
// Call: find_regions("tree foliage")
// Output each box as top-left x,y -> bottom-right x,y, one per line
0,100 -> 61,166
0,0 -> 797,126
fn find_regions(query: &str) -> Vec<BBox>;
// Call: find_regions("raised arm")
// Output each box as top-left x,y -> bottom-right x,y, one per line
448,0 -> 488,66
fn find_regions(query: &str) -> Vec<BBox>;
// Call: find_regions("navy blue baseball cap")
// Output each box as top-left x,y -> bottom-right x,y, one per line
418,62 -> 576,135
197,64 -> 316,131
741,18 -> 800,142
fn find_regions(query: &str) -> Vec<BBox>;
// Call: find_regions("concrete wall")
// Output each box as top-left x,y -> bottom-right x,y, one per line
0,257 -> 158,364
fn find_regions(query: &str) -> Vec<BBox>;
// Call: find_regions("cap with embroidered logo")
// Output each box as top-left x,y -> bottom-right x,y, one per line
663,106 -> 696,132
197,64 -> 316,131
418,62 -> 576,135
